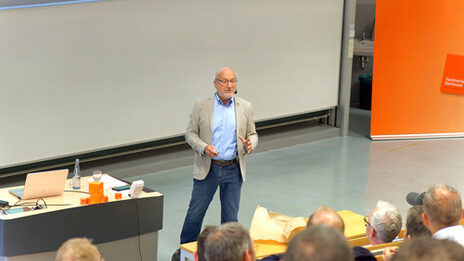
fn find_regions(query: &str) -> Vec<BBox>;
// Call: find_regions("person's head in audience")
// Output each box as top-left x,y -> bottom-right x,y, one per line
204,222 -> 255,261
391,238 -> 464,261
55,238 -> 103,261
194,226 -> 216,261
283,225 -> 353,261
422,184 -> 463,234
405,206 -> 431,239
307,206 -> 345,233
365,200 -> 402,245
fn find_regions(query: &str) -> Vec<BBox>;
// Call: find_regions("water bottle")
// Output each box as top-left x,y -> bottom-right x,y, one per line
72,159 -> 81,189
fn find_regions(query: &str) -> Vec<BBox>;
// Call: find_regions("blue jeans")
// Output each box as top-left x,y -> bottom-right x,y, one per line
180,163 -> 243,244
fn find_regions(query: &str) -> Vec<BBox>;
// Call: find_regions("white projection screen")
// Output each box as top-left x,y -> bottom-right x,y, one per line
0,0 -> 343,169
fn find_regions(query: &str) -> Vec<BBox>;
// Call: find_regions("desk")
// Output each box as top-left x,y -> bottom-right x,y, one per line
179,210 -> 365,260
338,210 -> 365,239
0,175 -> 163,261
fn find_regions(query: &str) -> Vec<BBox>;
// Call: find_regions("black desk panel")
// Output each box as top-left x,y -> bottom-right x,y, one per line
0,195 -> 163,256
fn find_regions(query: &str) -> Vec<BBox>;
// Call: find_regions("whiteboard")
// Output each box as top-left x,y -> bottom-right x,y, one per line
0,0 -> 343,168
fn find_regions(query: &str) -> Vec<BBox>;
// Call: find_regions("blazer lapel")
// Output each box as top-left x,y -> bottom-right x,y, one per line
208,96 -> 214,131
234,97 -> 242,137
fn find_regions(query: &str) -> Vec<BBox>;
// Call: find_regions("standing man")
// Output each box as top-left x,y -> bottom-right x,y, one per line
173,67 -> 258,260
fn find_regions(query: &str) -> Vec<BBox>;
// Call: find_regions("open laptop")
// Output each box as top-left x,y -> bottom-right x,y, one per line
9,169 -> 69,200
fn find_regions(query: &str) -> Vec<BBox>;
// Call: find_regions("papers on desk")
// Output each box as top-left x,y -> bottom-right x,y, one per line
250,205 -> 307,243
86,175 -> 128,189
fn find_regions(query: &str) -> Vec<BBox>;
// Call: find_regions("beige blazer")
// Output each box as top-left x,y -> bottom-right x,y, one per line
185,95 -> 258,181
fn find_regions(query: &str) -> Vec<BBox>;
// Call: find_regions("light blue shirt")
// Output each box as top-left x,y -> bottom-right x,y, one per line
209,93 -> 237,160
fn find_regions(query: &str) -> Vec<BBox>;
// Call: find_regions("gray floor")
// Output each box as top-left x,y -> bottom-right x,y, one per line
4,108 -> 464,261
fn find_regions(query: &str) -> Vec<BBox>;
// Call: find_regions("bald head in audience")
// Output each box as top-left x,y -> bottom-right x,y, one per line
283,225 -> 353,261
306,206 -> 377,261
422,184 -> 464,247
366,200 -> 402,245
204,222 -> 255,261
422,184 -> 462,233
391,238 -> 464,261
307,206 -> 345,233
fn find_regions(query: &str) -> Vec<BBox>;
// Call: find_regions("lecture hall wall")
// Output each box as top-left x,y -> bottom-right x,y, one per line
371,0 -> 464,140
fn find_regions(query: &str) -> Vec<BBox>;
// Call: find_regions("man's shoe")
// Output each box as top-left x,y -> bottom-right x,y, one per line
171,248 -> 181,261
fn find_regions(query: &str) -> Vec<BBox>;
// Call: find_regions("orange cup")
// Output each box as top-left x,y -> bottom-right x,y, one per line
115,192 -> 122,199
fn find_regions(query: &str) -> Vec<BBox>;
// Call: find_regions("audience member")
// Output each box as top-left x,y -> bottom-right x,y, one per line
390,238 -> 464,261
309,206 -> 376,261
365,201 -> 402,245
185,185 -> 464,261
55,238 -> 103,261
204,222 -> 255,261
195,226 -> 216,261
307,206 -> 345,232
405,206 -> 431,239
382,205 -> 432,261
422,184 -> 464,246
283,225 -> 353,261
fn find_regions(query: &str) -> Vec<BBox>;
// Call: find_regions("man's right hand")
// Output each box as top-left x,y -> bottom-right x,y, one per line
382,247 -> 398,261
204,144 -> 219,158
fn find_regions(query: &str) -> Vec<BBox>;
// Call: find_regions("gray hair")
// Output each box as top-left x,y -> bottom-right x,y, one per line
204,222 -> 253,261
197,226 -> 217,261
370,200 -> 402,243
423,184 -> 462,228
284,225 -> 353,261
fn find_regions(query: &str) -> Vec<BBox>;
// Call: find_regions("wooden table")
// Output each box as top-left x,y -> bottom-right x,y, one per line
338,210 -> 366,239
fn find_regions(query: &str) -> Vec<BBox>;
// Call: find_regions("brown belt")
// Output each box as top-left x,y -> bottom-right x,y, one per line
211,158 -> 238,167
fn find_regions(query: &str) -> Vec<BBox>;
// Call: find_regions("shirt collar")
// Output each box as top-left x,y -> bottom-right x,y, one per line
215,93 -> 234,106
434,225 -> 464,237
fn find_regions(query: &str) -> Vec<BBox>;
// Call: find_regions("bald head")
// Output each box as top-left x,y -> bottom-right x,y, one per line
307,206 -> 345,233
215,67 -> 236,79
423,184 -> 462,229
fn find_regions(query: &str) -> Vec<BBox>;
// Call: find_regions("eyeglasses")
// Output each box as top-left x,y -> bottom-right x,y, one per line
363,216 -> 372,228
216,79 -> 238,85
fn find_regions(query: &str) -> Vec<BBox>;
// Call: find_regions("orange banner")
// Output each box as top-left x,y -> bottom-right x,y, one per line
371,1 -> 464,140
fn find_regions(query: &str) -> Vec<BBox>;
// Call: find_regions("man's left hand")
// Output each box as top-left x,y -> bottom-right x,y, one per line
238,135 -> 252,154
